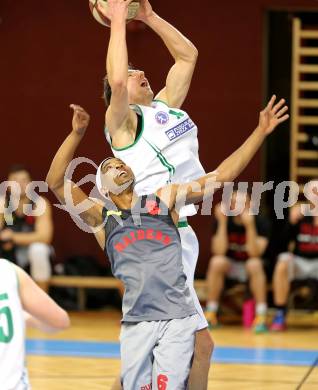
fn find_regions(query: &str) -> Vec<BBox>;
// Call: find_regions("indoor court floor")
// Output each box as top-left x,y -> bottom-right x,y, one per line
26,311 -> 318,389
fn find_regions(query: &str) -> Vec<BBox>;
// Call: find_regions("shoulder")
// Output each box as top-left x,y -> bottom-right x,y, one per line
289,204 -> 303,225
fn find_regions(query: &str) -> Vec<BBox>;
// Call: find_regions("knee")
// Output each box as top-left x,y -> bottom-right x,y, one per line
275,254 -> 291,276
194,329 -> 214,361
208,255 -> 228,274
246,258 -> 265,276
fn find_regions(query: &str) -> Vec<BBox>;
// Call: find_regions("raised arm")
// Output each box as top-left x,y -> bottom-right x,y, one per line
160,96 -> 289,209
46,105 -> 103,230
136,0 -> 198,108
98,0 -> 137,147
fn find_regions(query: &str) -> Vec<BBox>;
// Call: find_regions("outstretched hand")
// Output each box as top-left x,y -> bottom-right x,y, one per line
97,0 -> 135,22
135,0 -> 154,22
70,104 -> 90,135
258,95 -> 289,135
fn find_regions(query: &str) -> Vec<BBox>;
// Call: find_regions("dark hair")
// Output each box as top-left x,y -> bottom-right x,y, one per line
8,164 -> 31,176
103,64 -> 136,107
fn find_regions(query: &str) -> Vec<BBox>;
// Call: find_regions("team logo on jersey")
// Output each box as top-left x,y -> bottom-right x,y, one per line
145,200 -> 161,215
155,111 -> 169,125
165,118 -> 195,141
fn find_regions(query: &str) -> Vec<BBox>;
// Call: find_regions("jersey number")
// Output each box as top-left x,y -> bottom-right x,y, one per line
157,374 -> 168,390
0,293 -> 14,343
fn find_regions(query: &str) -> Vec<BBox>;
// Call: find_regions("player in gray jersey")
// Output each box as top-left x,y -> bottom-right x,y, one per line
46,95 -> 288,389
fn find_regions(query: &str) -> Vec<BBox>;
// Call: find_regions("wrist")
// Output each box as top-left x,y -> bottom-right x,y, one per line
110,17 -> 127,28
142,11 -> 158,25
255,125 -> 267,138
72,128 -> 86,137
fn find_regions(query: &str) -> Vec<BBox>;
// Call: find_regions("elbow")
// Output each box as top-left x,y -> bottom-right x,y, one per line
191,46 -> 199,62
54,310 -> 71,331
46,176 -> 62,193
40,236 -> 52,245
216,169 -> 236,185
46,174 -> 56,190
110,79 -> 127,94
186,44 -> 198,63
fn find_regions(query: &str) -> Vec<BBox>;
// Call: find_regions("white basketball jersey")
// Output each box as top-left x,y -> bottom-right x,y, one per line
106,100 -> 206,216
0,259 -> 29,390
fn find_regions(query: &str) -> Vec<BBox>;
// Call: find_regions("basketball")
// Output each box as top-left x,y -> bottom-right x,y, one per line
88,0 -> 140,27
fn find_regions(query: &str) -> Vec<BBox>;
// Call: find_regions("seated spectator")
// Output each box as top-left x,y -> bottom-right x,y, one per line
0,164 -> 53,292
271,195 -> 318,331
205,191 -> 270,333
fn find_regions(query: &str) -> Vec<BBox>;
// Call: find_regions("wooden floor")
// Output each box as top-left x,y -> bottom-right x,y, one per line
26,311 -> 318,389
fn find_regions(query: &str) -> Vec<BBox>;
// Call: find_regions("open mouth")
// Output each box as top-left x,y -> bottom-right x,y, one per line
118,170 -> 128,177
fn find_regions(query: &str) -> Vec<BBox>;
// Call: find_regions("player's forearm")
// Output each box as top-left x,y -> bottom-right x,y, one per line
244,223 -> 263,257
107,19 -> 128,87
145,13 -> 198,63
24,311 -> 69,333
46,131 -> 83,191
12,231 -> 51,246
212,237 -> 228,255
215,126 -> 266,184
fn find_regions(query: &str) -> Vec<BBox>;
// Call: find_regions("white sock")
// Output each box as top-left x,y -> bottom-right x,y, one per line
256,303 -> 267,316
206,301 -> 219,312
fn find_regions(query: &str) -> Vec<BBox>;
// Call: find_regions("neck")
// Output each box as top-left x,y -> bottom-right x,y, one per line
110,189 -> 136,210
130,96 -> 153,107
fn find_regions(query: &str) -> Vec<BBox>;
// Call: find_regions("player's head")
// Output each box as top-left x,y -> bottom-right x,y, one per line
103,67 -> 153,107
96,157 -> 135,197
7,164 -> 32,197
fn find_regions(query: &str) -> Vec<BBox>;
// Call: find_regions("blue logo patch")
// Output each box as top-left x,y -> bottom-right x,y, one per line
165,118 -> 195,141
155,111 -> 169,125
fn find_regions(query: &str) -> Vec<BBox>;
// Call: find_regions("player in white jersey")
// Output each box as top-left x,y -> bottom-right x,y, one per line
97,0 -> 212,387
0,259 -> 70,390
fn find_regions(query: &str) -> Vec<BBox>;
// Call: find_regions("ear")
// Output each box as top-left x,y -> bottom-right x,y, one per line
101,187 -> 109,197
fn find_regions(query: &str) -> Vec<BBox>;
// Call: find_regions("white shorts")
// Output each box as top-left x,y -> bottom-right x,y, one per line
278,252 -> 318,281
5,368 -> 30,390
120,315 -> 198,389
227,260 -> 248,283
178,224 -> 208,330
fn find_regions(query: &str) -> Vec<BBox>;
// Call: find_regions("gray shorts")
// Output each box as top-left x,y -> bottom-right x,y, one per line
278,252 -> 318,280
120,314 -> 198,389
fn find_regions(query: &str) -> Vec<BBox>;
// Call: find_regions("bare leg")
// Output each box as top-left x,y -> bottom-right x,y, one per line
273,255 -> 293,305
246,258 -> 267,304
206,255 -> 230,302
188,328 -> 214,390
111,376 -> 122,390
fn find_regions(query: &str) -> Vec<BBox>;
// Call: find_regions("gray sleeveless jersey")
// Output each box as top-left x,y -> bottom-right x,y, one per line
103,195 -> 196,322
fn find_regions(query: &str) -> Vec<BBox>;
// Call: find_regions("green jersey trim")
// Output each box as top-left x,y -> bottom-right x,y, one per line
153,99 -> 169,107
144,139 -> 176,180
177,220 -> 189,228
108,106 -> 145,152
